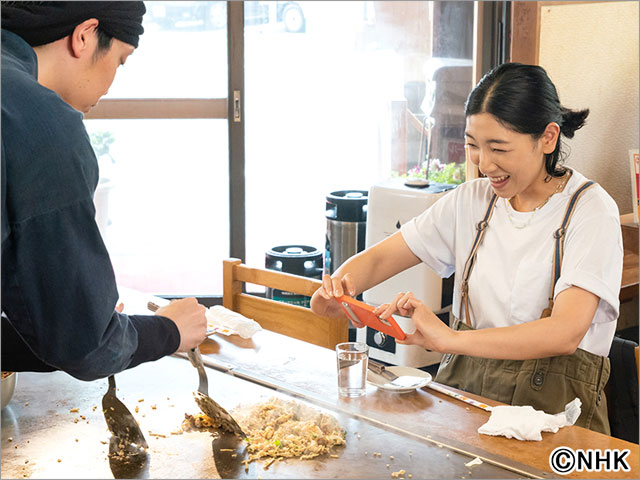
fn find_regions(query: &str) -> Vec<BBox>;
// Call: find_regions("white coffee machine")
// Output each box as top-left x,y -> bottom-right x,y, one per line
357,178 -> 457,367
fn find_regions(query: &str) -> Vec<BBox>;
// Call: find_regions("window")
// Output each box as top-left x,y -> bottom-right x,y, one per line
244,1 -> 474,275
85,1 -> 229,296
86,1 -> 475,297
86,119 -> 228,295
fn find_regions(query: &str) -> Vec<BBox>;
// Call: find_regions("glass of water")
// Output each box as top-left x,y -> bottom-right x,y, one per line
336,342 -> 369,397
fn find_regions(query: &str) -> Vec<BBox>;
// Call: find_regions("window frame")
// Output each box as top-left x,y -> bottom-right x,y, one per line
84,2 -> 245,303
85,2 -> 502,300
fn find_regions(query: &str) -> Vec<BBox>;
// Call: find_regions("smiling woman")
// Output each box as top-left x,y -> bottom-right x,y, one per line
311,62 -> 624,435
463,63 -> 590,212
464,113 -> 566,212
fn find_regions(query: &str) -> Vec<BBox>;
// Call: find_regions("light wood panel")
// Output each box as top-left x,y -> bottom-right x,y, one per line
621,223 -> 639,302
510,2 -> 615,66
84,98 -> 227,119
223,259 -> 349,349
472,1 -> 485,85
233,263 -> 324,297
511,1 -> 540,65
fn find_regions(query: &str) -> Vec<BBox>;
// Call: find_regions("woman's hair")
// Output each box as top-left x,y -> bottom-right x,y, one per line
465,62 -> 589,177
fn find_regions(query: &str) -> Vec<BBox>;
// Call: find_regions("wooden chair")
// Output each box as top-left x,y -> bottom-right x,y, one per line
222,259 -> 349,350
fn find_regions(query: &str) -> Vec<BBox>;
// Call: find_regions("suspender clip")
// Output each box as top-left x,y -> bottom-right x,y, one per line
553,227 -> 566,239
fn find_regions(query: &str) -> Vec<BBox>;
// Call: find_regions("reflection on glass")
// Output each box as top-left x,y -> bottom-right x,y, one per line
85,119 -> 229,295
245,1 -> 474,273
106,1 -> 228,99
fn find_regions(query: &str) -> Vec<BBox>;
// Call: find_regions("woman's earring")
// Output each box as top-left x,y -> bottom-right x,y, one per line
544,175 -> 552,183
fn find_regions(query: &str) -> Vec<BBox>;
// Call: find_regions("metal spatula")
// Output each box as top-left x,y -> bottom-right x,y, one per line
147,301 -> 246,438
211,429 -> 248,478
188,347 -> 246,438
102,375 -> 149,449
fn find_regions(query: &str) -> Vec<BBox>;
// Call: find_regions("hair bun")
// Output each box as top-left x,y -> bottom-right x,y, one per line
560,108 -> 589,139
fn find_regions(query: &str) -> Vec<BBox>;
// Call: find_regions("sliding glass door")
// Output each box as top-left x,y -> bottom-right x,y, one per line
244,1 -> 475,280
85,1 -> 478,298
85,1 -> 230,296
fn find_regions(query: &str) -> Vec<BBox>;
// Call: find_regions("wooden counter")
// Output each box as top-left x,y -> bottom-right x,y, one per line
2,328 -> 638,479
1,355 -> 539,480
199,330 -> 639,480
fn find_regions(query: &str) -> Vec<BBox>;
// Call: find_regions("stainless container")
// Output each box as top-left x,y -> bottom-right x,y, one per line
1,372 -> 16,410
325,190 -> 368,275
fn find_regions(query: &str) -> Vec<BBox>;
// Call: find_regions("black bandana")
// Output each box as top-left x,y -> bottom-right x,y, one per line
1,1 -> 146,48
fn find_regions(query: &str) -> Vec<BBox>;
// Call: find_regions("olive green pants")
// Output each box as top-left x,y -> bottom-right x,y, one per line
435,319 -> 611,434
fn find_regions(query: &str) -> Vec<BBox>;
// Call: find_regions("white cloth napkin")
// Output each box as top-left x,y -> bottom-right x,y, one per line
478,398 -> 582,441
205,305 -> 262,339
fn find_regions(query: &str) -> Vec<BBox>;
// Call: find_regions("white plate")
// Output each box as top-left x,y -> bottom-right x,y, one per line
367,366 -> 432,393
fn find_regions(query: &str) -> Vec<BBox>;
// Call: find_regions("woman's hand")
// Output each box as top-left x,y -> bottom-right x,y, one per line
310,274 -> 364,327
374,292 -> 455,352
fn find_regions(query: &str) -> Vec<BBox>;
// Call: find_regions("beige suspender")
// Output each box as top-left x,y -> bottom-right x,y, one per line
459,194 -> 498,326
539,180 -> 595,317
459,181 -> 596,326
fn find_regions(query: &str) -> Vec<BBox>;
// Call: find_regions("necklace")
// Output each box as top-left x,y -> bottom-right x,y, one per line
506,170 -> 572,229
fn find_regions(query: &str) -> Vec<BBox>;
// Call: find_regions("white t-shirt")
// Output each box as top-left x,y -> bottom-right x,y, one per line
401,169 -> 623,357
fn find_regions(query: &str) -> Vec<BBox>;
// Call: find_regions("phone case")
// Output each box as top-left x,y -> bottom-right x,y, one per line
335,295 -> 407,340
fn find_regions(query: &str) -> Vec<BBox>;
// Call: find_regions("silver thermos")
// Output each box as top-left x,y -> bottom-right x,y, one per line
324,190 -> 368,275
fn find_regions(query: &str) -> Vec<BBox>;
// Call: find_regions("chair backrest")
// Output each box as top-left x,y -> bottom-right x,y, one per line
607,336 -> 639,443
222,258 -> 349,350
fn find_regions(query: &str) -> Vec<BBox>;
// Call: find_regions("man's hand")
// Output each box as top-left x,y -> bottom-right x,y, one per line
155,298 -> 207,351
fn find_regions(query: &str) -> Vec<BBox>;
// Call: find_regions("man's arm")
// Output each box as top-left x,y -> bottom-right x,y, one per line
1,198 -> 180,381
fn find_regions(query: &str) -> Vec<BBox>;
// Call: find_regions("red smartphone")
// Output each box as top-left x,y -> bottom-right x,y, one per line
334,295 -> 407,341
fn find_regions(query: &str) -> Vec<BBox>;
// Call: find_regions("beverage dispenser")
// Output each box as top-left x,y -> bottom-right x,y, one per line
358,178 -> 456,367
324,190 -> 368,275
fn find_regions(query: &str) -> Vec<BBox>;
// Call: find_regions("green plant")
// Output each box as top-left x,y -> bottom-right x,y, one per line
90,131 -> 115,163
393,158 -> 466,185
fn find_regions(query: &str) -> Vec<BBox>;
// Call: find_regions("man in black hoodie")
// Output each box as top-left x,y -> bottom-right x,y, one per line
1,1 -> 207,380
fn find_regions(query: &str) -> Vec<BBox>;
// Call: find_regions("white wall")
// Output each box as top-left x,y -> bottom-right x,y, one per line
538,1 -> 639,215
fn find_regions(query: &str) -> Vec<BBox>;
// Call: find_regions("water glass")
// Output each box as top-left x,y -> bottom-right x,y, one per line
336,342 -> 369,397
